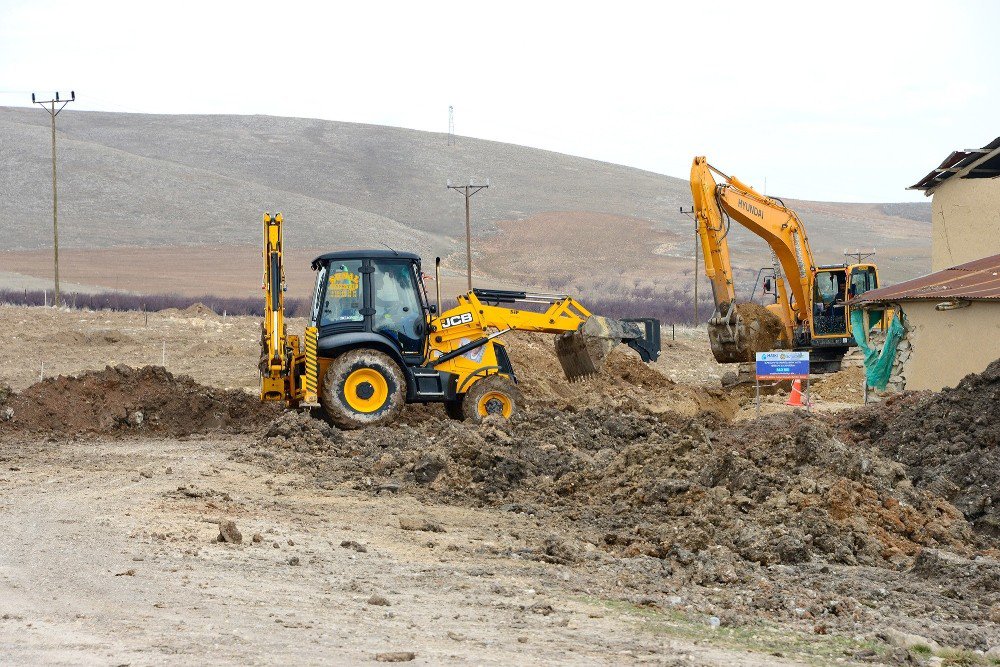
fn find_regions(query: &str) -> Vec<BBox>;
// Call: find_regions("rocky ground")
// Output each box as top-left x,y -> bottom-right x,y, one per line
1,304 -> 998,666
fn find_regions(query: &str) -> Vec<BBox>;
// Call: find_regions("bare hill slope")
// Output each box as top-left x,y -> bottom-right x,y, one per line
0,107 -> 930,294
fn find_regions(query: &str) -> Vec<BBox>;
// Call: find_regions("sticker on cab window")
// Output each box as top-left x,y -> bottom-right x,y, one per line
329,271 -> 360,298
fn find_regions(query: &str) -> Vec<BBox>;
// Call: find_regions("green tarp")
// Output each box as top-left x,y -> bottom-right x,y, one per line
850,309 -> 905,391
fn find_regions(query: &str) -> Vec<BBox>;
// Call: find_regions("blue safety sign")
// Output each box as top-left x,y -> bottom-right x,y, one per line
755,351 -> 810,380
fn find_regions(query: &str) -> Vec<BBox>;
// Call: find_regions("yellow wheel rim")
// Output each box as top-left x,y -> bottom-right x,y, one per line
477,391 -> 513,419
344,368 -> 389,413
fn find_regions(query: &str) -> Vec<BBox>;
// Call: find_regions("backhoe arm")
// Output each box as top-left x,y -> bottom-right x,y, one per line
462,292 -> 593,334
260,212 -> 306,405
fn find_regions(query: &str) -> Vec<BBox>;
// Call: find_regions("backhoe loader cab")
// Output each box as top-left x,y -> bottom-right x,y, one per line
305,250 -> 460,427
310,251 -> 430,362
261,214 -> 661,430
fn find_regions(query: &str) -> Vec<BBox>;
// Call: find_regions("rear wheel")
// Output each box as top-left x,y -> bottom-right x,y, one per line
461,375 -> 521,423
320,349 -> 406,429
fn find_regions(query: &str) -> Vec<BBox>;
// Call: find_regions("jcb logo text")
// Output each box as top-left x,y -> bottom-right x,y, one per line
441,312 -> 474,329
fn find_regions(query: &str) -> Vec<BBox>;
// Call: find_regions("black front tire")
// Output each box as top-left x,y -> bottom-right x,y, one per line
320,349 -> 406,429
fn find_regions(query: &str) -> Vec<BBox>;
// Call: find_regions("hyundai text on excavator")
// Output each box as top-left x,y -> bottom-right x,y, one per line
690,157 -> 881,372
259,213 -> 661,428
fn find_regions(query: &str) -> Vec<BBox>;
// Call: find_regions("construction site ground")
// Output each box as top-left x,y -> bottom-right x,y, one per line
1,304 -> 998,666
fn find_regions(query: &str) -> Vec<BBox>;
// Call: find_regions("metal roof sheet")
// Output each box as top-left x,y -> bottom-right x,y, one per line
853,253 -> 1000,304
909,136 -> 1000,193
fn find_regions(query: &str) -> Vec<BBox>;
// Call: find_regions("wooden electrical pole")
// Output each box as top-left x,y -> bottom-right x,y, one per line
680,206 -> 700,324
447,180 -> 489,291
32,91 -> 75,307
694,218 -> 699,324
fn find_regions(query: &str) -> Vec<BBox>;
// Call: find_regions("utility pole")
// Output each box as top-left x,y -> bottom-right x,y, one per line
446,179 -> 489,291
32,90 -> 75,307
694,218 -> 699,324
447,105 -> 455,146
680,206 -> 699,324
844,248 -> 877,264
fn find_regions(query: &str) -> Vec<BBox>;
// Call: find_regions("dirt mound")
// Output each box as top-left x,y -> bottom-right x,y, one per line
735,302 -> 783,351
844,358 -> 1000,537
183,302 -> 216,317
240,408 -> 974,572
505,332 -> 737,418
3,365 -> 277,437
157,302 -> 217,318
811,366 -> 865,403
48,329 -> 130,347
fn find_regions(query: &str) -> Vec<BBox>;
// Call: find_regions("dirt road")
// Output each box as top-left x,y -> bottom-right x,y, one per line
1,435 -> 814,665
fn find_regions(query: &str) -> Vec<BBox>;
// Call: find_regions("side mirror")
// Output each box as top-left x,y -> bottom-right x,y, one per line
428,304 -> 438,314
763,278 -> 772,292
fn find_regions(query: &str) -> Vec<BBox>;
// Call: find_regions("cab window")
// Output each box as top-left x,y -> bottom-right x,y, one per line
814,271 -> 845,306
319,260 -> 364,326
310,264 -> 328,325
849,267 -> 878,299
372,259 -> 423,354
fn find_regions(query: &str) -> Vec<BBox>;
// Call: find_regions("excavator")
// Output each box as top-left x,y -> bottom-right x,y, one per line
259,213 -> 661,428
690,157 -> 881,373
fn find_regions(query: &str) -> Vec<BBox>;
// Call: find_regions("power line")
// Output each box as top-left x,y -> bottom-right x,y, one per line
32,90 -> 76,308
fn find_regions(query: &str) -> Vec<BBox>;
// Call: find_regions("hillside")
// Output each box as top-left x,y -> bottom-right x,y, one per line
0,107 -> 931,299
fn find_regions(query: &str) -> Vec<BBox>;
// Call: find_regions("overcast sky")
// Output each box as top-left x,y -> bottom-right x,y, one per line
2,0 -> 998,202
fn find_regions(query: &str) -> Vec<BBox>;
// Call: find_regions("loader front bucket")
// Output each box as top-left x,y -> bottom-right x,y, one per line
555,316 -> 660,381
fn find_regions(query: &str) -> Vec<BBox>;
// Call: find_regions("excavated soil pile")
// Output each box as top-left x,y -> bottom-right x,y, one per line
504,332 -> 737,418
242,408 -> 974,571
1,365 -> 277,436
843,358 -> 1000,537
811,366 -> 865,403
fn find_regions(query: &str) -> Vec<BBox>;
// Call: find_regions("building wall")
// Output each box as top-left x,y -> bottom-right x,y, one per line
931,177 -> 1000,271
898,300 -> 1000,391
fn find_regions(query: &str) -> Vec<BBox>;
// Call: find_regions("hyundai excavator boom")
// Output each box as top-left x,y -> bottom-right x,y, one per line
690,157 -> 881,372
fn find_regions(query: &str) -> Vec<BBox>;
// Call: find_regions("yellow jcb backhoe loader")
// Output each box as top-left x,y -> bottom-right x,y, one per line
260,213 -> 661,428
690,157 -> 881,372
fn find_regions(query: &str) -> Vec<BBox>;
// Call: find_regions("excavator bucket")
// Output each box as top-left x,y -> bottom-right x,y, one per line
708,302 -> 783,363
555,316 -> 661,381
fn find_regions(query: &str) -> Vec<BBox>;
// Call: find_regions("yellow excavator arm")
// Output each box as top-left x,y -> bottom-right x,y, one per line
690,157 -> 738,308
691,157 -> 825,360
691,157 -> 817,325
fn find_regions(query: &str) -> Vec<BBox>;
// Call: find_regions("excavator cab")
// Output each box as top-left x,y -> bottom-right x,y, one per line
810,263 -> 880,339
